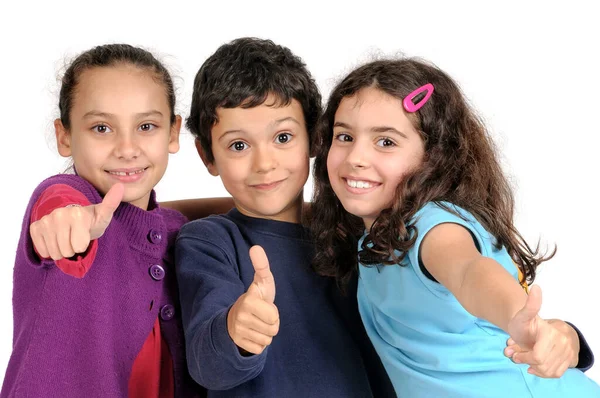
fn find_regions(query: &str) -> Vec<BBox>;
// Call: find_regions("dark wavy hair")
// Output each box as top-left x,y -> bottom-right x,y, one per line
311,58 -> 553,289
186,37 -> 322,163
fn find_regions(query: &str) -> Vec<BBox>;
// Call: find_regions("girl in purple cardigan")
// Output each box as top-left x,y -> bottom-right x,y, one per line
1,44 -> 204,398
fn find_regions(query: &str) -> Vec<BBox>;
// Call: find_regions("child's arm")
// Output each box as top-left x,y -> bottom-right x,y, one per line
160,197 -> 234,221
421,223 -> 528,330
421,222 -> 576,377
175,228 -> 278,390
30,183 -> 123,278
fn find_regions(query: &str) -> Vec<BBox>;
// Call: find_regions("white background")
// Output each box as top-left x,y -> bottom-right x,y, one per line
0,0 -> 598,385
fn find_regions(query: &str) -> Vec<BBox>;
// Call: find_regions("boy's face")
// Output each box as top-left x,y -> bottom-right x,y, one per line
201,95 -> 309,223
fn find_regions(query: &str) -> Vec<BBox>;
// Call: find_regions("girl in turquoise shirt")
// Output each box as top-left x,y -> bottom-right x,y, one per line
310,58 -> 600,397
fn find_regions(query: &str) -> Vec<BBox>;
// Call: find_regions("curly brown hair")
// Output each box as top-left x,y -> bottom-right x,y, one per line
311,58 -> 553,289
186,37 -> 322,163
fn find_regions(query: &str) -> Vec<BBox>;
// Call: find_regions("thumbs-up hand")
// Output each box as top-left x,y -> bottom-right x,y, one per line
507,284 -> 544,351
30,183 -> 124,261
227,245 -> 280,355
506,285 -> 575,378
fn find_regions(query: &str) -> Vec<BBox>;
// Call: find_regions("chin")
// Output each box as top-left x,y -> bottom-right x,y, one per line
123,191 -> 148,204
341,205 -> 371,220
258,206 -> 287,217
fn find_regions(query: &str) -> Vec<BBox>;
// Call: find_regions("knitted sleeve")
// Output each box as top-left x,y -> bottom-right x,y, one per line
30,183 -> 98,278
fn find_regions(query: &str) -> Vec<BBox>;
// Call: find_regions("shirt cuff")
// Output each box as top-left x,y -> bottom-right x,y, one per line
566,322 -> 594,372
30,183 -> 97,278
211,307 -> 268,371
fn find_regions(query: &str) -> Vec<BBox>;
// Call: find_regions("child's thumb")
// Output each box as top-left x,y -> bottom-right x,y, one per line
92,183 -> 124,235
522,284 -> 542,320
249,245 -> 276,304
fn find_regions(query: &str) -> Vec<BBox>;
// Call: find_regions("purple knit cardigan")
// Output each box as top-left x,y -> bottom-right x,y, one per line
1,174 -> 204,398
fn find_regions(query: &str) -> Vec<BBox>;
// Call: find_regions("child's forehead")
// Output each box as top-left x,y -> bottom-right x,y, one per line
71,65 -> 170,115
77,64 -> 155,86
334,88 -> 420,137
214,97 -> 306,132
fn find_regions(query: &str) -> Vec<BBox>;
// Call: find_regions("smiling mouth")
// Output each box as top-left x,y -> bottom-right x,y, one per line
251,179 -> 285,190
106,167 -> 148,176
344,178 -> 380,189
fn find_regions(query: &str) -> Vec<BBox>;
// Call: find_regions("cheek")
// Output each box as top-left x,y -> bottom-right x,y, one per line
287,148 -> 310,174
412,141 -> 426,165
402,148 -> 424,177
220,161 -> 246,184
326,148 -> 340,177
71,145 -> 97,165
148,143 -> 168,160
291,160 -> 310,181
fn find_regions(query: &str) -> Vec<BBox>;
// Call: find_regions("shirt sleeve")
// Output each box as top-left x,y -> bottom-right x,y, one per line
30,183 -> 98,278
175,225 -> 267,390
566,322 -> 595,372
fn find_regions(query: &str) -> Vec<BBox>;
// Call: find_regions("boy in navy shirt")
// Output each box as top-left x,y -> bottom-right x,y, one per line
175,37 -> 381,397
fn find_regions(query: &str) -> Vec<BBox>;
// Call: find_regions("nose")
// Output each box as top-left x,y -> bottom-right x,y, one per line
113,132 -> 141,160
344,139 -> 369,169
253,144 -> 278,173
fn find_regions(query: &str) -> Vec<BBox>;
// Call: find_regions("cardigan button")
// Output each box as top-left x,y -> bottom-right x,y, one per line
148,229 -> 162,244
160,304 -> 175,321
149,264 -> 165,281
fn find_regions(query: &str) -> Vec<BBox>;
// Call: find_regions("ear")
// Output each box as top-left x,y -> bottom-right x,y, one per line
195,139 -> 219,176
54,119 -> 72,157
168,115 -> 182,154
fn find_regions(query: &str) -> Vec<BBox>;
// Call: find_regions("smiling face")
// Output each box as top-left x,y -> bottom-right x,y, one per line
55,64 -> 181,210
200,94 -> 309,223
327,87 -> 425,229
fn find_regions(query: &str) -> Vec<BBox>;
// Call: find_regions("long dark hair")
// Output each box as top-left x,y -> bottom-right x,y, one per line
311,58 -> 553,289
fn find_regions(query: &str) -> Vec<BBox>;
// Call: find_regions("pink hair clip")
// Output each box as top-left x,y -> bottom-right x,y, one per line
403,83 -> 434,113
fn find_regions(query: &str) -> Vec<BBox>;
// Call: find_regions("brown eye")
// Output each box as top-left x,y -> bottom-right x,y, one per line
276,132 -> 292,144
139,123 -> 156,132
229,141 -> 248,152
334,133 -> 352,142
376,137 -> 396,147
92,124 -> 111,134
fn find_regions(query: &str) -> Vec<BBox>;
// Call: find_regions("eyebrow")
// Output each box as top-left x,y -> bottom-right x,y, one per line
218,116 -> 302,141
333,121 -> 408,139
272,116 -> 301,127
370,126 -> 408,139
82,110 -> 164,119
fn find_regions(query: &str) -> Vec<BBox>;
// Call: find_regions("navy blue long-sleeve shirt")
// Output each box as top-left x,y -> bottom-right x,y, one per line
175,209 -> 375,397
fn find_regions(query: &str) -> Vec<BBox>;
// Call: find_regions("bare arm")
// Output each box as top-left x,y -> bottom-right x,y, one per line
160,197 -> 234,221
421,222 -> 582,377
421,222 -> 527,331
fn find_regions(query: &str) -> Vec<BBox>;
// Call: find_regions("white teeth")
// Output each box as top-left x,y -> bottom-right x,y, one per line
109,169 -> 144,176
346,179 -> 373,189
